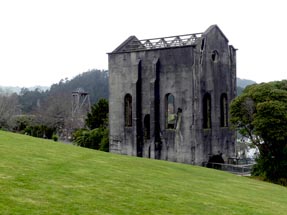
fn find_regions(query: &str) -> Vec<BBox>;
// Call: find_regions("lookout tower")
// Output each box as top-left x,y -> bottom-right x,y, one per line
72,88 -> 91,118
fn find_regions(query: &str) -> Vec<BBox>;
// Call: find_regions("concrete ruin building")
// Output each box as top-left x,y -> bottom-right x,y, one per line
108,25 -> 237,165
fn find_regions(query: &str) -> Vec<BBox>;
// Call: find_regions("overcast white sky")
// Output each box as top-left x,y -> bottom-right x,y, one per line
0,0 -> 286,87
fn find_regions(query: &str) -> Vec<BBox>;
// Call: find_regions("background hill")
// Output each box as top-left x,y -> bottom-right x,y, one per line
17,69 -> 108,113
0,69 -> 109,137
236,78 -> 256,95
1,75 -> 254,97
0,86 -> 49,95
48,69 -> 108,105
1,130 -> 287,215
237,78 -> 256,88
1,72 -> 254,100
0,71 -> 256,138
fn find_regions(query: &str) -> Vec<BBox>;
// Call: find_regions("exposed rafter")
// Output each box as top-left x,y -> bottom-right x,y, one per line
113,33 -> 203,53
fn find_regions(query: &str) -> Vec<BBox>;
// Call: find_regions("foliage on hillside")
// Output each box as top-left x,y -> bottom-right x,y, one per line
230,80 -> 287,184
237,86 -> 244,95
17,69 -> 108,115
49,69 -> 108,105
0,69 -> 108,141
1,130 -> 287,215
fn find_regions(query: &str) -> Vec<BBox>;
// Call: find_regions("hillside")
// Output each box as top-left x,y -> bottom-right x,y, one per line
1,131 -> 287,214
236,78 -> 256,95
1,69 -> 108,116
0,86 -> 49,95
237,78 -> 256,88
49,69 -> 108,105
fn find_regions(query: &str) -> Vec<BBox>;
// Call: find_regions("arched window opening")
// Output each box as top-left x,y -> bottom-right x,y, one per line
124,94 -> 132,127
165,93 -> 175,129
220,93 -> 228,127
203,93 -> 211,129
211,50 -> 219,63
144,114 -> 150,139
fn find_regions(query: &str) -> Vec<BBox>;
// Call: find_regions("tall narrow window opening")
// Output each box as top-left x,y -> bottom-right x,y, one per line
124,94 -> 132,127
220,93 -> 228,127
136,60 -> 143,157
144,114 -> 150,139
154,60 -> 161,159
200,38 -> 205,51
200,38 -> 205,64
203,93 -> 211,129
165,93 -> 175,129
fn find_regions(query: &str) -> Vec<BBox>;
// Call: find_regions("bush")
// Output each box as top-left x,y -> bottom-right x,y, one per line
73,127 -> 109,152
99,128 -> 109,152
24,125 -> 56,139
252,147 -> 287,186
52,134 -> 58,142
278,178 -> 287,187
72,129 -> 89,146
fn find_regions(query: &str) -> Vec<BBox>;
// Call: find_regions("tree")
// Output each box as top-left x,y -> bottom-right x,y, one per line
18,88 -> 46,113
73,127 -> 109,151
230,80 -> 287,184
0,93 -> 20,129
73,99 -> 109,152
85,98 -> 108,129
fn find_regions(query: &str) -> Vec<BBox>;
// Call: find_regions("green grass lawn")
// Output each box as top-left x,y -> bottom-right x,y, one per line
0,130 -> 287,215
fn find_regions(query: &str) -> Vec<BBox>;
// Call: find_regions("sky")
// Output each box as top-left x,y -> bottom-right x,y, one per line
0,0 -> 286,87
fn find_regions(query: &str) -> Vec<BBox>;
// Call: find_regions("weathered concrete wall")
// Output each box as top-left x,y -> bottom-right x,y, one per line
108,25 -> 236,165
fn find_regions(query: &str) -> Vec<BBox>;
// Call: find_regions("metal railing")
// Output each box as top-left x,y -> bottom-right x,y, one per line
206,162 -> 255,176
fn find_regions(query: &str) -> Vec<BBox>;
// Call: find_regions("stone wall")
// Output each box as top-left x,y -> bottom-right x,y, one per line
108,25 -> 236,165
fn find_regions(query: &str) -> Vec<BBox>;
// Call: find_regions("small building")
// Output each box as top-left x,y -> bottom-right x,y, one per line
108,25 -> 236,165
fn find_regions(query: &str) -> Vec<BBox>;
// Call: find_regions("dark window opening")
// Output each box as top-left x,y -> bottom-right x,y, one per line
144,114 -> 150,139
154,59 -> 161,145
148,146 -> 151,158
220,93 -> 228,127
229,46 -> 234,63
165,93 -> 175,129
211,50 -> 219,62
200,38 -> 205,64
201,38 -> 205,51
136,60 -> 143,157
124,94 -> 132,127
203,93 -> 211,129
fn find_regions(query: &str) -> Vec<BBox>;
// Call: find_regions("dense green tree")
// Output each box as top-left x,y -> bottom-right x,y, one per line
230,80 -> 287,184
73,99 -> 109,152
85,98 -> 109,130
73,127 -> 109,151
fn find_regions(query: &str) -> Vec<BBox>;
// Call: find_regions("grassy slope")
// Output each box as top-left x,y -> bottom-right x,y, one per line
0,131 -> 286,215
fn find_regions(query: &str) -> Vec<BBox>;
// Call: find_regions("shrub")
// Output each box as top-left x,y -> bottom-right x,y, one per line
52,134 -> 58,142
24,125 -> 56,139
72,127 -> 109,152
